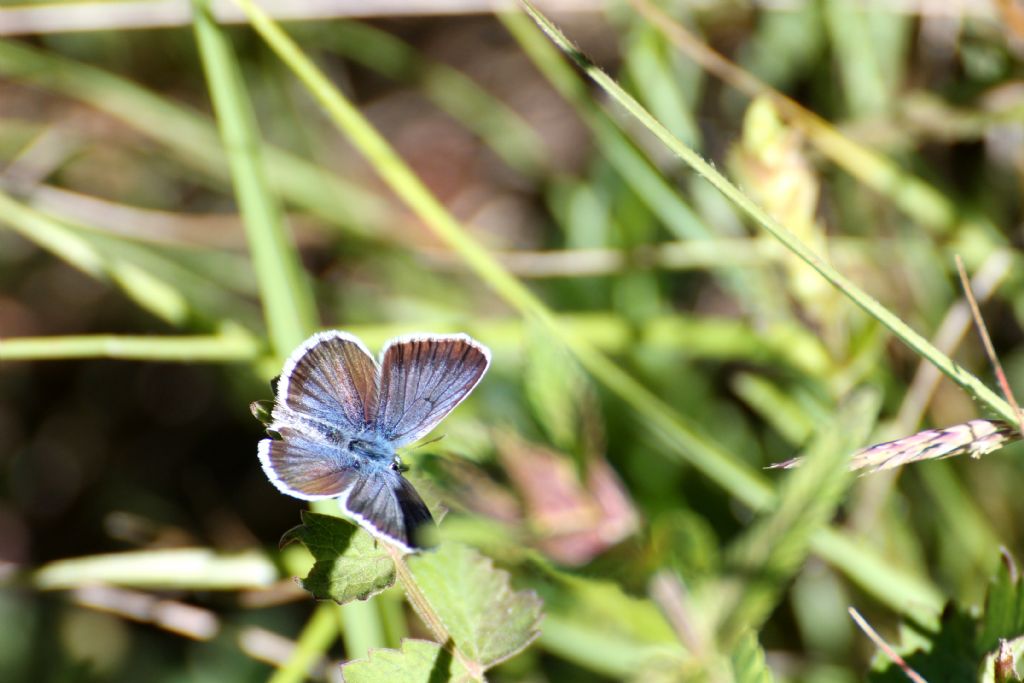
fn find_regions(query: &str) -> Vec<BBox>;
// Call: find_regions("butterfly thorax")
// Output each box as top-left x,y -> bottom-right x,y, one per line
348,431 -> 396,466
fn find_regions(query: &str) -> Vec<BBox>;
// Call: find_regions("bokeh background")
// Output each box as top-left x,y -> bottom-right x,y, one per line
3,0 -> 1024,680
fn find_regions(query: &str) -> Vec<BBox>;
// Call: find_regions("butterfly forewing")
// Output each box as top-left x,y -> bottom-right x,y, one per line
375,335 -> 490,447
278,331 -> 378,431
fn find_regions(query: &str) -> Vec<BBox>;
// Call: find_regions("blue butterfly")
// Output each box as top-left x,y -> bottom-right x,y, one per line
258,331 -> 490,553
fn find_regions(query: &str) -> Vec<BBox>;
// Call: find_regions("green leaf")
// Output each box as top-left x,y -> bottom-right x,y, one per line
407,543 -> 543,670
730,631 -> 776,683
979,557 -> 1024,654
867,606 -> 976,681
282,512 -> 395,604
342,639 -> 473,683
868,552 -> 1024,681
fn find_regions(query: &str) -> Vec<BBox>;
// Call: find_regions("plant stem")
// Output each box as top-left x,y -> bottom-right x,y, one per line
0,330 -> 258,362
337,598 -> 386,662
385,544 -> 484,680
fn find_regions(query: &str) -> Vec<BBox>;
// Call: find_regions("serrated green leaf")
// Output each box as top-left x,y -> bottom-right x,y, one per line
341,639 -> 473,683
871,553 -> 1024,681
407,543 -> 543,670
979,559 -> 1024,654
867,605 -> 976,681
283,511 -> 395,604
731,631 -> 775,683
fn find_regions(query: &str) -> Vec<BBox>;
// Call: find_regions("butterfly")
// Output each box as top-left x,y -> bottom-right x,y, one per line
257,331 -> 490,553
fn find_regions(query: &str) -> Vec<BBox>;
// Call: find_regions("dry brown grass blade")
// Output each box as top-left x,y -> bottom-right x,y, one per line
849,607 -> 927,683
956,254 -> 1024,439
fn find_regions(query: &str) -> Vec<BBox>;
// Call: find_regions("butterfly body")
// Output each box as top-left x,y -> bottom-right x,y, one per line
257,331 -> 490,553
349,433 -> 400,466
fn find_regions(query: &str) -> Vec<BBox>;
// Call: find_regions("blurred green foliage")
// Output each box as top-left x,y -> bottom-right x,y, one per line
3,0 -> 1024,681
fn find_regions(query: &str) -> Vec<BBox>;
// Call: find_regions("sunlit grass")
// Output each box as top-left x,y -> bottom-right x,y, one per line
1,1 -> 1022,681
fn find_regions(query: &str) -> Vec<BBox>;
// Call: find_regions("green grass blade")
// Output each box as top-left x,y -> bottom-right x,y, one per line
519,0 -> 1016,425
823,0 -> 892,117
622,21 -> 702,147
918,460 -> 1003,577
338,600 -> 387,663
192,0 -> 315,354
0,189 -> 191,325
808,528 -> 942,613
0,329 -> 258,362
500,11 -> 710,242
267,603 -> 339,683
0,38 -> 393,238
328,21 -> 548,177
731,372 -> 818,446
34,548 -> 277,590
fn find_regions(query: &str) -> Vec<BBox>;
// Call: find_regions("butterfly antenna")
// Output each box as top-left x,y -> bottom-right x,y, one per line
412,434 -> 447,450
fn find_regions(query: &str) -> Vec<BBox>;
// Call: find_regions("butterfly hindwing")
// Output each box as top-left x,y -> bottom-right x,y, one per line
375,334 -> 490,447
258,424 -> 360,500
341,469 -> 434,551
